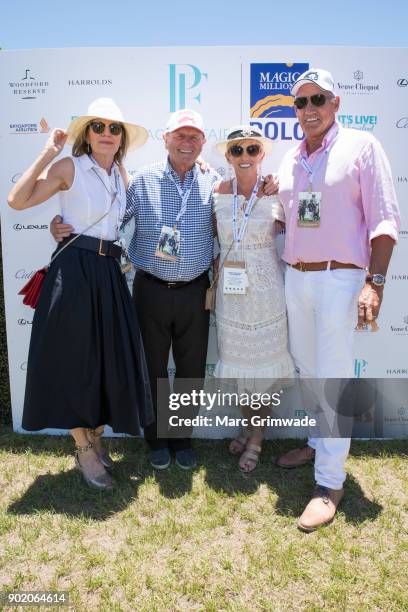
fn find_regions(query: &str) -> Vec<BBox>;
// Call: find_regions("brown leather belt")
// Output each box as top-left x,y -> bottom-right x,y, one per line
291,261 -> 362,272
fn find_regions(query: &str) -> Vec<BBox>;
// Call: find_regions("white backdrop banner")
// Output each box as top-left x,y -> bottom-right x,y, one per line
0,46 -> 407,437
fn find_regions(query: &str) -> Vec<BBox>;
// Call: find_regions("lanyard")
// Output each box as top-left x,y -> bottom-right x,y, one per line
167,164 -> 198,226
300,137 -> 336,191
90,157 -> 123,236
232,175 -> 261,248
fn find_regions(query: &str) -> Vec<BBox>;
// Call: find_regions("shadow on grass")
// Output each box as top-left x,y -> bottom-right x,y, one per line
6,441 -> 196,520
4,434 -> 405,523
201,439 -> 384,525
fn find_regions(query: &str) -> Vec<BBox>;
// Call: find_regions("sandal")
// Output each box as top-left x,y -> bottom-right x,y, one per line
75,441 -> 113,490
239,442 -> 262,473
87,428 -> 115,470
228,432 -> 249,456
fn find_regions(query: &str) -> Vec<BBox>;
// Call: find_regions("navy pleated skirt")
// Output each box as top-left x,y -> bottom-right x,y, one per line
22,245 -> 154,435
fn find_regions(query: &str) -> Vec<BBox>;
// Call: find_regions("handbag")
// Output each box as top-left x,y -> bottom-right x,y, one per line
205,241 -> 234,312
19,203 -> 115,309
19,267 -> 49,309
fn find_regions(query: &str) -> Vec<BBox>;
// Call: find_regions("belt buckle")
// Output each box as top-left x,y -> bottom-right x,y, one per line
298,261 -> 306,272
99,238 -> 107,256
167,281 -> 177,288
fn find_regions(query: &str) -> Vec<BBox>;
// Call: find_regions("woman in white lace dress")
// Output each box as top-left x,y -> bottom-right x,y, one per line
213,125 -> 294,472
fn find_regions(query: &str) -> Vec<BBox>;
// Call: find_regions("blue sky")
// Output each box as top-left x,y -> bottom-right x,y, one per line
1,0 -> 407,49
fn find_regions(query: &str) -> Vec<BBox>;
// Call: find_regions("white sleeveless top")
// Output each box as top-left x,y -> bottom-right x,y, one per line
59,155 -> 126,241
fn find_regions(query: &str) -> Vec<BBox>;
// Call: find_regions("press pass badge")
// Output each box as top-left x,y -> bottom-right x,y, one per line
155,225 -> 181,262
297,192 -> 321,227
223,261 -> 248,295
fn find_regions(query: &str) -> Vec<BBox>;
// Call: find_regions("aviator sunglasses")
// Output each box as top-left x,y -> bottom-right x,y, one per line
228,143 -> 262,157
89,120 -> 123,136
293,93 -> 334,110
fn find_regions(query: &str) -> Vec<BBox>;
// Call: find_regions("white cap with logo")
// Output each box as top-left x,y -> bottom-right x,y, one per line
291,68 -> 336,97
164,109 -> 205,135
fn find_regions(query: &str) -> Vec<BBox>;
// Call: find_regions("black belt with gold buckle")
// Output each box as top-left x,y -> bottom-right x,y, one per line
59,234 -> 122,259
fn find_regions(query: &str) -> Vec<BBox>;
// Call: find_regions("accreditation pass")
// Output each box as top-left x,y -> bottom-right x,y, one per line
223,261 -> 248,295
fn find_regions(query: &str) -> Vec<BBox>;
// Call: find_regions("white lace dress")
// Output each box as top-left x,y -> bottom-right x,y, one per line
214,194 -> 294,391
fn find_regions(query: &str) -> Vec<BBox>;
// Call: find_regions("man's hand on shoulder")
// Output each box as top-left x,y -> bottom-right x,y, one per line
50,215 -> 73,242
196,156 -> 215,174
260,174 -> 279,196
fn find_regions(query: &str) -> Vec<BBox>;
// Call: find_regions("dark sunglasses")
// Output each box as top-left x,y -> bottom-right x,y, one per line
89,121 -> 123,136
293,94 -> 334,110
228,144 -> 261,157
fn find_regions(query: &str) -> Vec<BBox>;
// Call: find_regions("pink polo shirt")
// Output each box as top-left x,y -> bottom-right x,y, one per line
278,122 -> 400,267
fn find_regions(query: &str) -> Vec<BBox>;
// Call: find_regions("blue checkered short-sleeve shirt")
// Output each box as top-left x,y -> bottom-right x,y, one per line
123,159 -> 220,281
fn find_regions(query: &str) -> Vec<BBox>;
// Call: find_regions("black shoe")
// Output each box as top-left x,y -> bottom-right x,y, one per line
175,449 -> 197,470
149,448 -> 171,470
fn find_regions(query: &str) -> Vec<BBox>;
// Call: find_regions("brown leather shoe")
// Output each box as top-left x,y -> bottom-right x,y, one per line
276,445 -> 315,468
297,486 -> 344,532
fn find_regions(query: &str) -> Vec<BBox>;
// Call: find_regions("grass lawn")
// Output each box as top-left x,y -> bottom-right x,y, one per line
0,432 -> 407,611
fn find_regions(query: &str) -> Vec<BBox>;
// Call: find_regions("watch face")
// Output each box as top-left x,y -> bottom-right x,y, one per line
372,274 -> 385,286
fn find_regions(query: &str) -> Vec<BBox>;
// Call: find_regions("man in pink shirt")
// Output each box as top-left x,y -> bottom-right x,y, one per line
277,68 -> 400,531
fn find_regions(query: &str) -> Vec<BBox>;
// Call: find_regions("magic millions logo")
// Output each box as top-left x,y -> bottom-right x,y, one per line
250,62 -> 308,141
337,70 -> 380,95
9,69 -> 49,100
250,63 -> 308,118
9,118 -> 49,135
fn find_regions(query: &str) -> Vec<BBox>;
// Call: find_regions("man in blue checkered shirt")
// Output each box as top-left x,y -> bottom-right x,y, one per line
124,109 -> 220,470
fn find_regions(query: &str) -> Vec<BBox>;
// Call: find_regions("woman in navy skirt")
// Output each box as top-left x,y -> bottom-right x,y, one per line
8,98 -> 154,489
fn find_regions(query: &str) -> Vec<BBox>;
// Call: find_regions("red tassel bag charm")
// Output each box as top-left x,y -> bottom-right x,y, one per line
18,267 -> 49,309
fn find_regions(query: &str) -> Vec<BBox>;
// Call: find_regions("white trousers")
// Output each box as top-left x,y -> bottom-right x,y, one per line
285,266 -> 366,489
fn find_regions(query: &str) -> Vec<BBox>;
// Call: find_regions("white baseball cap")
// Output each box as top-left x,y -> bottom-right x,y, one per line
291,68 -> 336,97
164,109 -> 205,135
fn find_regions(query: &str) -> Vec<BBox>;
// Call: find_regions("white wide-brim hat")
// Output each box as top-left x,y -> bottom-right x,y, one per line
66,97 -> 148,151
216,125 -> 273,155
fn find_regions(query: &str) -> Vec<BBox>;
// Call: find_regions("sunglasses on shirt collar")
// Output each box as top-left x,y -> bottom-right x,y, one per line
228,144 -> 262,157
293,93 -> 334,110
89,121 -> 123,136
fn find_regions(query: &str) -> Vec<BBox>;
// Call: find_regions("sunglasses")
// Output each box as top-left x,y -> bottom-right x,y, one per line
228,144 -> 262,157
89,121 -> 123,136
293,94 -> 334,110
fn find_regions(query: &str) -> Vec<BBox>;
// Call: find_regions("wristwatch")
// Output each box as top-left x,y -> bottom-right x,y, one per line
366,273 -> 386,286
